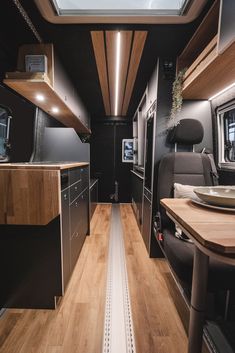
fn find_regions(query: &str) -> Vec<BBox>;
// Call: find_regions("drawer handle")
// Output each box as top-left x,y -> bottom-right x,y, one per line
75,202 -> 78,207
64,194 -> 67,200
75,186 -> 78,191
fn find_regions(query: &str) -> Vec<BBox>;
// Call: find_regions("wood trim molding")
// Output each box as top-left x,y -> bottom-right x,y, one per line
91,31 -> 111,115
122,31 -> 147,116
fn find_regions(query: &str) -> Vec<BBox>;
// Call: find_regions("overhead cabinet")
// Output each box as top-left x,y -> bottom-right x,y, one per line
178,0 -> 235,100
4,44 -> 90,134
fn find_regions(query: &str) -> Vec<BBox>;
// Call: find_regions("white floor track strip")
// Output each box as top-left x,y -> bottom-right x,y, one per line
102,204 -> 136,353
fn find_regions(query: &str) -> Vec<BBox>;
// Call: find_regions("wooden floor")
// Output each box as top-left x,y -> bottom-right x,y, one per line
0,204 -> 187,353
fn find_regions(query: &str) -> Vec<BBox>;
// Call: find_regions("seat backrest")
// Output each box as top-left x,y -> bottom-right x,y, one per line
157,119 -> 215,228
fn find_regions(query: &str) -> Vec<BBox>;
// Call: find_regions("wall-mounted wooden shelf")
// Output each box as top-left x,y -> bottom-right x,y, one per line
182,40 -> 235,99
3,44 -> 90,134
178,0 -> 235,100
178,0 -> 220,72
4,72 -> 90,133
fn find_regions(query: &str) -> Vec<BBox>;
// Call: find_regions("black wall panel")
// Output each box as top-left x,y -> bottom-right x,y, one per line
90,120 -> 132,203
0,84 -> 35,162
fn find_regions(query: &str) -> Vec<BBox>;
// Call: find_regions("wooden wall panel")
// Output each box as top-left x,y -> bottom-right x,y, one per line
91,31 -> 111,115
122,31 -> 147,116
0,169 -> 60,225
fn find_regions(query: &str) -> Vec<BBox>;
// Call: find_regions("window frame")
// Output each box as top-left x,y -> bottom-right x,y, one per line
0,106 -> 12,163
217,102 -> 235,170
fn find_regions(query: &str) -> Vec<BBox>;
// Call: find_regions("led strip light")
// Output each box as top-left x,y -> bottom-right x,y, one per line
102,205 -> 136,353
114,32 -> 121,116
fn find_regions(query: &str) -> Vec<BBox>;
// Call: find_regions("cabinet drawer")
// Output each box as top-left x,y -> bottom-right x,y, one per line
69,167 -> 81,185
69,180 -> 82,204
80,167 -> 89,191
70,196 -> 82,237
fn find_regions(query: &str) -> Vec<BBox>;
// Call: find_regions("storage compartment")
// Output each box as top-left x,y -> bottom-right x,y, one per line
177,0 -> 235,100
4,44 -> 90,134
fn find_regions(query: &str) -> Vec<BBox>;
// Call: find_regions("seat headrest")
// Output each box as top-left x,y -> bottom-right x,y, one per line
168,119 -> 204,145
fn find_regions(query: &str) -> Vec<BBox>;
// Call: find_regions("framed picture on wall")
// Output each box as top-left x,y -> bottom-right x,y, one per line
122,139 -> 133,163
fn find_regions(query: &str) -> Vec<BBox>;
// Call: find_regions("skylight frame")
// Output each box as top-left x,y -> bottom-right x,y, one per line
50,0 -> 191,17
34,0 -> 208,24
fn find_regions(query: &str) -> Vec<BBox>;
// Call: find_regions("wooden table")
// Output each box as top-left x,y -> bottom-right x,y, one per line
160,198 -> 235,353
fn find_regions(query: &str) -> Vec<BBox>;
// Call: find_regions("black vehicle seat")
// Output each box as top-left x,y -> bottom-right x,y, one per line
157,119 -> 235,291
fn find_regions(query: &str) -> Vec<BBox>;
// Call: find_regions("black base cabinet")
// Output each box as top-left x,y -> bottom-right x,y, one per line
131,171 -> 143,229
90,179 -> 98,219
142,192 -> 152,252
0,165 -> 89,309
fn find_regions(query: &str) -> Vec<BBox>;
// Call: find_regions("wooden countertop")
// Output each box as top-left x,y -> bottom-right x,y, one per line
160,198 -> 235,255
0,162 -> 89,170
0,163 -> 89,225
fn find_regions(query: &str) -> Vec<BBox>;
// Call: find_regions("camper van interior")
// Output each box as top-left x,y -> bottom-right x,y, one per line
0,0 -> 235,352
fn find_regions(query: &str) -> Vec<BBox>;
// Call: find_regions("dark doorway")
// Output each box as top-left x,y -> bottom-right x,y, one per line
90,120 -> 132,203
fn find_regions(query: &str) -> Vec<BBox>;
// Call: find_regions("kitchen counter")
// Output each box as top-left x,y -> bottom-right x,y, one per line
0,163 -> 90,309
0,161 -> 88,170
0,162 -> 89,225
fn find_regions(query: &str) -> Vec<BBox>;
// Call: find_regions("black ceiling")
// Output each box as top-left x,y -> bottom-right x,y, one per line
0,0 -> 215,120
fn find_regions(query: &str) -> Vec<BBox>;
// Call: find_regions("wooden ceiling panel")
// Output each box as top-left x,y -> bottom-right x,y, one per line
122,31 -> 147,116
106,31 -> 117,114
91,31 -> 111,115
91,30 -> 147,117
118,31 -> 133,116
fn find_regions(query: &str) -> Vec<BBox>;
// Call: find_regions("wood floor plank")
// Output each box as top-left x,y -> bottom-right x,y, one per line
0,204 -> 187,353
120,204 -> 187,353
0,204 -> 111,353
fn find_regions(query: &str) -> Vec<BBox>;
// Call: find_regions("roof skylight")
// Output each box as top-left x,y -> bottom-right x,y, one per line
51,0 -> 189,16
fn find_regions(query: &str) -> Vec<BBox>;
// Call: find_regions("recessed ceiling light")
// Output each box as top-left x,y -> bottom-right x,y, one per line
51,107 -> 59,113
114,31 -> 121,116
36,94 -> 45,101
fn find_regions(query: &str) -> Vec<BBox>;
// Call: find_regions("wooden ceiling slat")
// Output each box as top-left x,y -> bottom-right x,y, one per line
91,31 -> 111,115
118,31 -> 133,116
122,31 -> 147,116
105,31 -> 117,115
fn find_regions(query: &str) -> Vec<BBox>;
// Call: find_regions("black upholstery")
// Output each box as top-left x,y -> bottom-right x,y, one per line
163,229 -> 235,290
157,152 -> 213,228
168,119 -> 204,145
157,120 -> 235,291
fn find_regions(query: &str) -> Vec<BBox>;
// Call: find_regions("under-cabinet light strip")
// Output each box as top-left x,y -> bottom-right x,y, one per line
209,82 -> 235,101
114,32 -> 121,116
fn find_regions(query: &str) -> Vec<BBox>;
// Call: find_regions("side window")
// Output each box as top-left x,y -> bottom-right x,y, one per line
0,105 -> 12,162
224,109 -> 235,162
